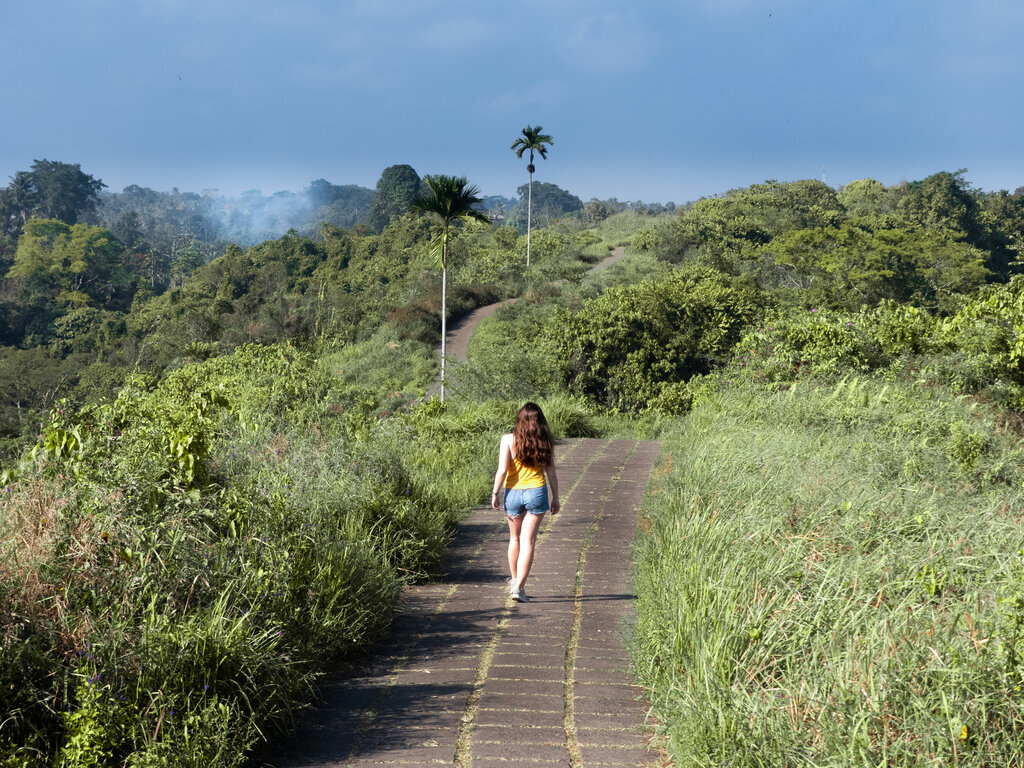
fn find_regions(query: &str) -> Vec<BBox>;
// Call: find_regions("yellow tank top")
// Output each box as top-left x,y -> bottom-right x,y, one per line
505,453 -> 545,490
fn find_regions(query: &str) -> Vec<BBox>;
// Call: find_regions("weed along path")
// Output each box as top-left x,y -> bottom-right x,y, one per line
257,437 -> 664,768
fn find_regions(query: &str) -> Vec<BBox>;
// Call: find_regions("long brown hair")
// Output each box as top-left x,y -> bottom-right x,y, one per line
512,402 -> 553,468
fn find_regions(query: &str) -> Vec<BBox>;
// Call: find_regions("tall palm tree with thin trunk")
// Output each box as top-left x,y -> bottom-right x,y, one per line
412,175 -> 488,402
511,125 -> 553,268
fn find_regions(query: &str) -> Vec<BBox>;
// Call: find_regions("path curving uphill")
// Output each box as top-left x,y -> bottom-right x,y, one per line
448,246 -> 626,366
257,437 -> 665,767
425,246 -> 627,399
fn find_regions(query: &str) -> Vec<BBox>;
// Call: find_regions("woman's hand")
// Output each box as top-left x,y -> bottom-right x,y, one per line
492,435 -> 511,511
550,499 -> 560,515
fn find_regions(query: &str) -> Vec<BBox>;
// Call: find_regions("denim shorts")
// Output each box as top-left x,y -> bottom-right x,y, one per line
504,486 -> 549,517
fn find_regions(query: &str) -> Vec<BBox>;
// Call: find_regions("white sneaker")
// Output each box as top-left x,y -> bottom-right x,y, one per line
513,586 -> 530,603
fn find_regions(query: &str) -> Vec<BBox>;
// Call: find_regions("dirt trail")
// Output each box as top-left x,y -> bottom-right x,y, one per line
256,437 -> 664,767
445,245 -> 626,365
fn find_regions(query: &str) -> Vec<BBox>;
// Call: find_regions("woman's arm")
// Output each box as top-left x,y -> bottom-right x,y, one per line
491,434 -> 512,510
547,462 -> 560,514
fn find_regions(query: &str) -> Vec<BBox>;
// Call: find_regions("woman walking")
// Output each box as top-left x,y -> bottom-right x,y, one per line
491,402 -> 560,602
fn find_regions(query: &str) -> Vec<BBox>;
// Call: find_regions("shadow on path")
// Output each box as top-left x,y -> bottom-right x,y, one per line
255,436 -> 664,768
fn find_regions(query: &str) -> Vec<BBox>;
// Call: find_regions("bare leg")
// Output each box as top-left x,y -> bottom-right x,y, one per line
515,512 -> 545,589
507,514 -> 523,584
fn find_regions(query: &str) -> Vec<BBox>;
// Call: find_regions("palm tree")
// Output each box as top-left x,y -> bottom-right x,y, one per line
510,125 -> 553,268
5,171 -> 38,224
412,175 -> 488,401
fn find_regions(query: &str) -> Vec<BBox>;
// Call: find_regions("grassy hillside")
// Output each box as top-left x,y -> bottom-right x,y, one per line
633,373 -> 1024,766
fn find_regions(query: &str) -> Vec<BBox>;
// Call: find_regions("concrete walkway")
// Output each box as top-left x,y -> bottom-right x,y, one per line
257,437 -> 664,767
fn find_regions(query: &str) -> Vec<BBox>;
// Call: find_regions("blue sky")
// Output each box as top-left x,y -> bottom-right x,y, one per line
3,0 -> 1022,204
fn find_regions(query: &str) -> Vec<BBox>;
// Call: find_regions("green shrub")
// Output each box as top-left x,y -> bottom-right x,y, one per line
631,227 -> 664,252
946,421 -> 988,471
724,306 -> 882,386
555,265 -> 763,412
859,299 -> 937,357
386,283 -> 501,346
539,395 -> 602,438
323,325 -> 435,399
937,276 -> 1024,408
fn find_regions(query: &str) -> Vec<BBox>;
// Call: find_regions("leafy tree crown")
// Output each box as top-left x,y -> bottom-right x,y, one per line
511,125 -> 554,164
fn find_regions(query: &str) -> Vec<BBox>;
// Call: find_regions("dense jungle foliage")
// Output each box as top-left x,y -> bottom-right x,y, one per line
2,162 -> 1024,765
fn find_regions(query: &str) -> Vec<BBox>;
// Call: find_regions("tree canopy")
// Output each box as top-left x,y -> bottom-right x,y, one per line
509,182 -> 583,232
367,164 -> 423,233
7,219 -> 129,310
0,160 -> 107,260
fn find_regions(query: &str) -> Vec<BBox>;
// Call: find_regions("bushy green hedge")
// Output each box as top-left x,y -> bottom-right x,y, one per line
937,275 -> 1024,408
721,301 -> 939,388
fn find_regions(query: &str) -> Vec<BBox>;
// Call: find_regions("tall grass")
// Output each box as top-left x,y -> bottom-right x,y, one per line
455,300 -> 562,402
633,376 -> 1024,766
321,325 -> 436,401
578,251 -> 671,296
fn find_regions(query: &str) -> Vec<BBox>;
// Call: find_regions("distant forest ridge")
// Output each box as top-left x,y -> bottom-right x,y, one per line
0,159 -> 680,258
0,158 -> 680,461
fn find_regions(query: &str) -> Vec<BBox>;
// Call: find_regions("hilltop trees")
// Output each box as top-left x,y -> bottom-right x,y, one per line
758,220 -> 989,307
898,170 -> 978,234
0,173 -> 36,244
305,180 -> 375,232
655,179 -> 843,268
509,182 -> 583,235
650,174 -> 1022,306
367,164 -> 423,233
0,160 -> 106,226
510,125 -> 553,268
0,160 -> 106,261
837,178 -> 900,217
412,175 -> 488,401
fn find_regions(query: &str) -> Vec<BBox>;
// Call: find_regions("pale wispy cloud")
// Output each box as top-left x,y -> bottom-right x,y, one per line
418,18 -> 497,53
483,81 -> 567,115
562,12 -> 657,73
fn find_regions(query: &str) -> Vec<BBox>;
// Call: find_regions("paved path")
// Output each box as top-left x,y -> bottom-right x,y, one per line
256,437 -> 664,767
